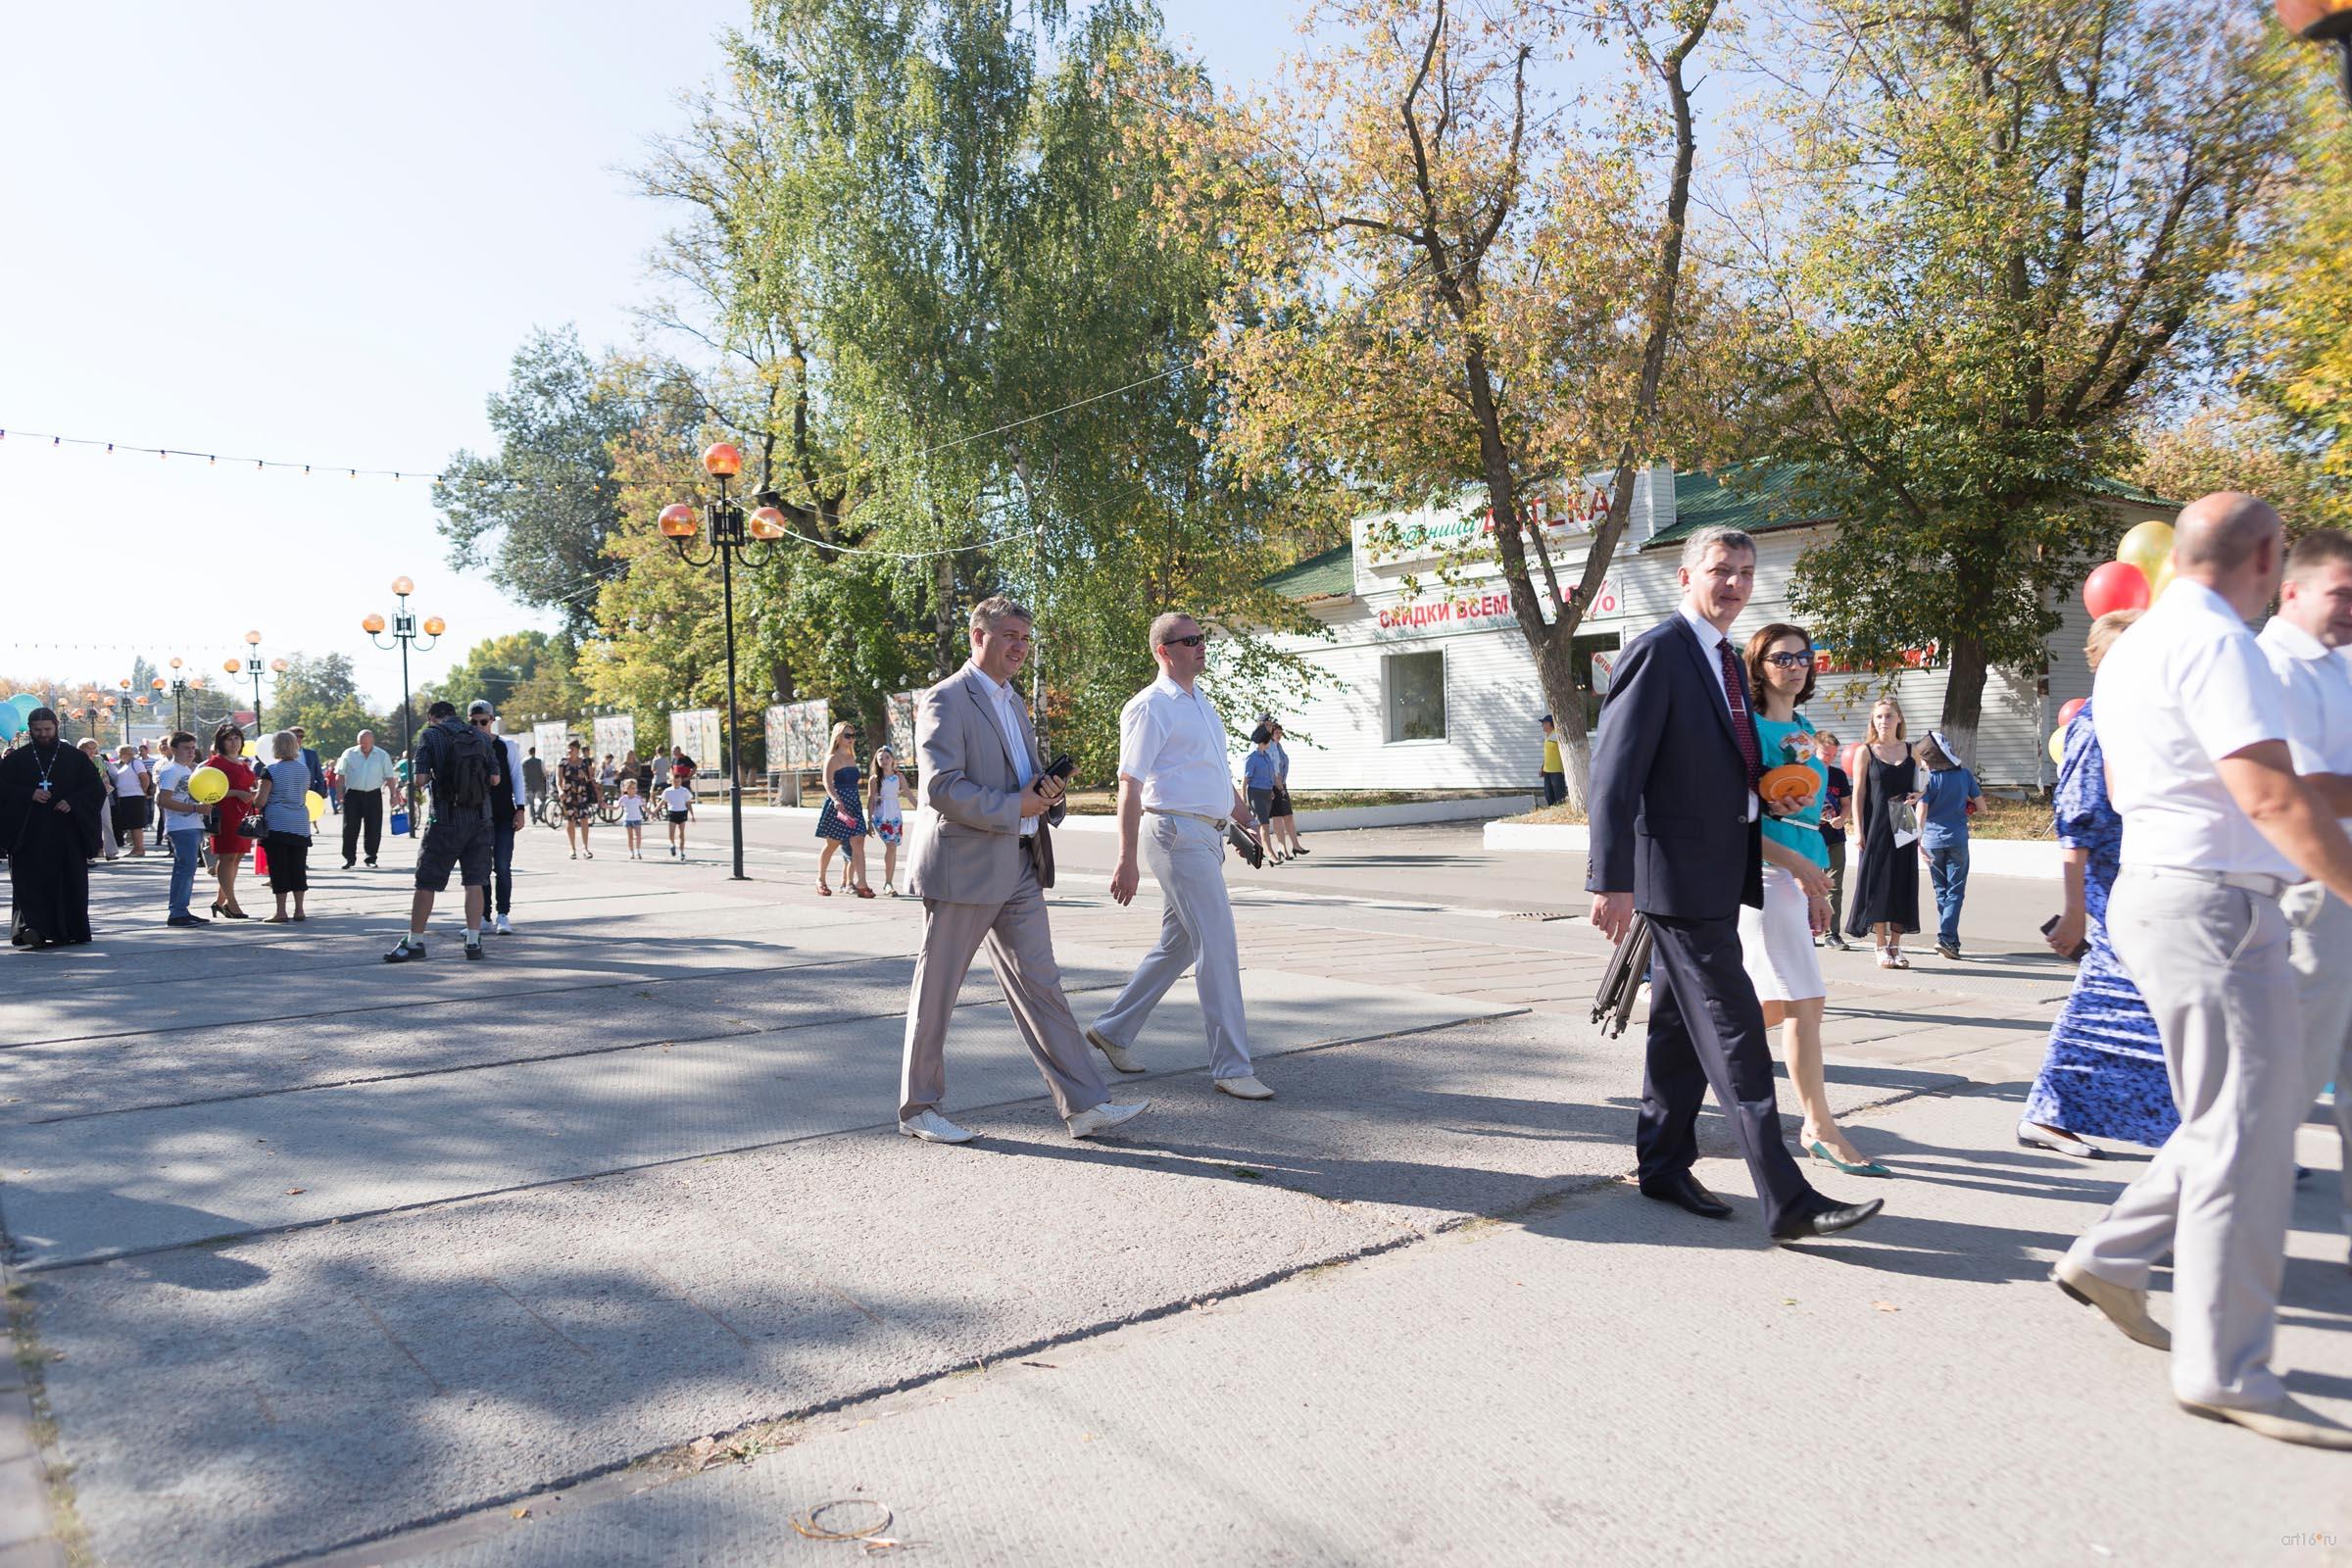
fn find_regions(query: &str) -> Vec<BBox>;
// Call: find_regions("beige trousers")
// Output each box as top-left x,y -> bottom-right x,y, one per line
2067,870 -> 2306,1410
899,861 -> 1108,1124
2282,882 -> 2352,1244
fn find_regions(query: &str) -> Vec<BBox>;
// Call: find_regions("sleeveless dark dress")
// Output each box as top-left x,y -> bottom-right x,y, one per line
1844,749 -> 1921,936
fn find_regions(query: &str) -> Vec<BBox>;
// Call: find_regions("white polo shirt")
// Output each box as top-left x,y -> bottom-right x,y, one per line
2258,617 -> 2352,833
1117,673 -> 1235,819
2095,579 -> 2295,878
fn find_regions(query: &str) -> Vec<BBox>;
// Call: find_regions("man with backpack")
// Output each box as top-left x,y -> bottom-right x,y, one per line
384,700 -> 503,963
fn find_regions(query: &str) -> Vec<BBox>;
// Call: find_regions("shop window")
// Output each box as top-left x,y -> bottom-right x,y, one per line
1573,632 -> 1621,729
1385,650 -> 1446,743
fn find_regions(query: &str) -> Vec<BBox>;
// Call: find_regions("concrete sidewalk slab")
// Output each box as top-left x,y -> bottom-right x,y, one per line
27,1008 -> 1598,1568
5,969 -> 1520,1268
391,1081 -> 2352,1568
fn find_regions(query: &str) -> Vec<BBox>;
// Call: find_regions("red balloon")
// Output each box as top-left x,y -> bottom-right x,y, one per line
2082,561 -> 2150,618
2057,697 -> 2086,728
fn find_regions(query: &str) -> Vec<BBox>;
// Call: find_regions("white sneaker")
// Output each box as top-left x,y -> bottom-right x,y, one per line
1213,1074 -> 1275,1101
1086,1026 -> 1147,1074
493,914 -> 514,935
898,1108 -> 975,1145
883,881 -> 898,898
1066,1100 -> 1151,1139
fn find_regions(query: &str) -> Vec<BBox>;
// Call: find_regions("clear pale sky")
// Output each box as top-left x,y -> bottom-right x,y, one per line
0,2 -> 1297,708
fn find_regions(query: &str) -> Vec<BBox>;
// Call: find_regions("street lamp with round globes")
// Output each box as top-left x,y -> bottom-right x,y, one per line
238,633 -> 274,728
365,579 -> 441,831
659,443 -> 778,880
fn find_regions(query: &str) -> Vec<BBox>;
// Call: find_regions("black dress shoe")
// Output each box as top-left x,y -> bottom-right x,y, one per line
1639,1171 -> 1733,1219
1772,1197 -> 1885,1243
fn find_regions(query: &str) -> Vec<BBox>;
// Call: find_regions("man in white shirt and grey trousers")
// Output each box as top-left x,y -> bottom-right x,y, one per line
2255,527 -> 2352,1271
2057,492 -> 2352,1450
1088,612 -> 1274,1101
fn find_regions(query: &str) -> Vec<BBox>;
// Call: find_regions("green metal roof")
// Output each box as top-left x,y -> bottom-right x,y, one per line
1262,540 -> 1355,602
1642,464 -> 1823,551
1264,463 -> 2176,598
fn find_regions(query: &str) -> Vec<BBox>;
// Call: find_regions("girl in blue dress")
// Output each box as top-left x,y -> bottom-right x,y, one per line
2020,611 -> 2176,1154
813,721 -> 874,899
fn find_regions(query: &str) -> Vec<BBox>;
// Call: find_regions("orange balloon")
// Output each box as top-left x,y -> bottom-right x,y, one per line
1759,762 -> 1817,805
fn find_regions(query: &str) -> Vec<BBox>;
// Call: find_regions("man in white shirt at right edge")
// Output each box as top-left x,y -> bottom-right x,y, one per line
1088,612 -> 1273,1100
2058,493 -> 2352,1449
2257,527 -> 2352,1273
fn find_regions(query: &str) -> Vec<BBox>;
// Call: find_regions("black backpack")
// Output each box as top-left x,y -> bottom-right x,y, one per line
434,719 -> 498,811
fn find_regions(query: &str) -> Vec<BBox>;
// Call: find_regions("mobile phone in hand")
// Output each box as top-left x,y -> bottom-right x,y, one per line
2040,913 -> 2087,962
1044,754 -> 1074,781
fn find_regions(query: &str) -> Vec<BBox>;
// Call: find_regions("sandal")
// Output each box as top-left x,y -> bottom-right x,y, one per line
854,885 -> 876,899
815,881 -> 833,896
1806,1138 -> 1892,1178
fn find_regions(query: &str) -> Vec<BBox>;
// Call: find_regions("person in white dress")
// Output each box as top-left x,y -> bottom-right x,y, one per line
868,747 -> 907,896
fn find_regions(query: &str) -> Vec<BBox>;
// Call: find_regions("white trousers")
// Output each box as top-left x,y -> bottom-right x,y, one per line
1092,813 -> 1254,1079
2065,871 -> 2307,1409
2282,882 -> 2352,1246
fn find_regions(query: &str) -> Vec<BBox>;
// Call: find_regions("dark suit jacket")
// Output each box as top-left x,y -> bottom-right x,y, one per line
1584,612 -> 1764,920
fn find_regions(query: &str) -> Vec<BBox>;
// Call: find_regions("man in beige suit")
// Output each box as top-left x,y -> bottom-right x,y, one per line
898,596 -> 1152,1145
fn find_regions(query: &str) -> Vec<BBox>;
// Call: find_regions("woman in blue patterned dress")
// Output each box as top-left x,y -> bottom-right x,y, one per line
2019,611 -> 2176,1155
812,722 -> 874,899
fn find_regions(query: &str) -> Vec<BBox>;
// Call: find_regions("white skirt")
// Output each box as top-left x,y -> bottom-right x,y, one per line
1740,864 -> 1825,1003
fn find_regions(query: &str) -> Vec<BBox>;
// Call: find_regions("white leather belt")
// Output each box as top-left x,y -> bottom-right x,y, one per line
1147,808 -> 1230,829
2130,865 -> 2305,901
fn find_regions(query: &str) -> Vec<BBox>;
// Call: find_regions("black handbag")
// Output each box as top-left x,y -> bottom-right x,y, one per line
236,813 -> 267,840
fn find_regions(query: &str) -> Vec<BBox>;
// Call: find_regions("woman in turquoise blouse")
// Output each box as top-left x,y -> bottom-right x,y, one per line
1743,623 -> 1890,1178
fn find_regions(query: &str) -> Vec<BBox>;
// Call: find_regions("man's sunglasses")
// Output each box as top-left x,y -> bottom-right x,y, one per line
1762,651 -> 1813,669
1162,633 -> 1208,648
471,716 -> 496,726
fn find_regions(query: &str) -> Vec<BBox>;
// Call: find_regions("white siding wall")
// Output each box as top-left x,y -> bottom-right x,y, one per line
1265,501 -> 2176,794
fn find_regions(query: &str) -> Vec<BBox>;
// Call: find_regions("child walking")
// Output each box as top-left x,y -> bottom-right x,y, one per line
618,777 -> 647,858
1915,729 -> 1982,960
867,747 -> 906,896
662,777 -> 694,860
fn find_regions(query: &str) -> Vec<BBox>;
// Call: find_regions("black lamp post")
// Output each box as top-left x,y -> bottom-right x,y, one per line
658,440 -> 785,881
364,577 -> 444,838
229,631 -> 284,733
160,658 -> 193,734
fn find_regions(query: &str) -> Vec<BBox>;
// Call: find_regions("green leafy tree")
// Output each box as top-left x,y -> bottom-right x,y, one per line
2236,54 -> 2352,529
270,653 -> 376,759
1146,0 -> 1733,802
432,327 -> 636,634
1752,0 -> 2300,756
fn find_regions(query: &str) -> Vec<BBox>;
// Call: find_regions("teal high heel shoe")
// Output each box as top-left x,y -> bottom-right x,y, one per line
1807,1139 -> 1891,1178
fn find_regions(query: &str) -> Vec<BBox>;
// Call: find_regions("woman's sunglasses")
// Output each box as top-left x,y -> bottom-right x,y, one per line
1763,651 -> 1813,669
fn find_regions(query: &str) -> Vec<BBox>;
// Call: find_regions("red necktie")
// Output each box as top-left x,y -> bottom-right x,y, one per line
1716,638 -> 1761,789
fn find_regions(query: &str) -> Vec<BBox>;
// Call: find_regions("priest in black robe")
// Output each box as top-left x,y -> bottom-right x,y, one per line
1,709 -> 105,947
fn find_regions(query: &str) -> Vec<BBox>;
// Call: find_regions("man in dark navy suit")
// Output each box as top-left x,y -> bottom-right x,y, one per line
1586,525 -> 1885,1243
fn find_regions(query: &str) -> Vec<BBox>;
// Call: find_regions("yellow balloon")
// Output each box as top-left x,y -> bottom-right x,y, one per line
186,765 -> 228,805
306,790 -> 327,822
2116,518 -> 2174,581
2148,553 -> 2176,601
2048,727 -> 2067,766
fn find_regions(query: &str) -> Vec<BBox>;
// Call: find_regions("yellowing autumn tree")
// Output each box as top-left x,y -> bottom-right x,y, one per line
1150,0 -> 1740,800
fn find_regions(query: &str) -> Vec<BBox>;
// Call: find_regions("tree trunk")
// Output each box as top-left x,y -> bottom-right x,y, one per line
1938,632 -> 1989,765
932,554 -> 959,680
1530,635 -> 1592,808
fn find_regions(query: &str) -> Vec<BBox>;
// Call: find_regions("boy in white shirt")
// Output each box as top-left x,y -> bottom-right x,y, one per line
153,731 -> 211,926
662,780 -> 694,860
